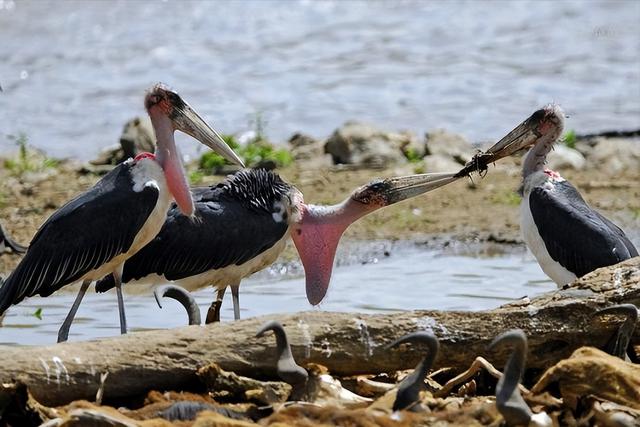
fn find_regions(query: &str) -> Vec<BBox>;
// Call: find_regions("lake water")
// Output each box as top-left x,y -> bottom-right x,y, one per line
0,241 -> 557,346
0,0 -> 639,160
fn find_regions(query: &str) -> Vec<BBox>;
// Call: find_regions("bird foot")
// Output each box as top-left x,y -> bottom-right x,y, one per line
206,300 -> 222,324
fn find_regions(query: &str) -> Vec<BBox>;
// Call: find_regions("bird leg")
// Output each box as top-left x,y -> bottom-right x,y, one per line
231,283 -> 240,320
112,266 -> 127,334
57,279 -> 91,343
205,287 -> 226,324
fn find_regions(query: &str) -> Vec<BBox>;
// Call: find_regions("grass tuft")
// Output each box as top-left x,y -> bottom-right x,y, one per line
4,133 -> 59,177
562,129 -> 577,149
198,130 -> 293,174
404,147 -> 423,163
491,190 -> 522,206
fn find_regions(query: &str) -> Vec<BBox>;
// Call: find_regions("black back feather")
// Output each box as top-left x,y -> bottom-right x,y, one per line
0,162 -> 159,313
529,180 -> 637,278
96,169 -> 293,292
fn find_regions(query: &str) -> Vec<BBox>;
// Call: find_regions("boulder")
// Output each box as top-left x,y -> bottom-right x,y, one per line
288,133 -> 332,168
90,117 -> 155,165
422,154 -> 463,173
119,116 -> 155,158
424,129 -> 473,165
289,132 -> 319,149
324,121 -> 408,168
586,137 -> 640,174
547,144 -> 586,170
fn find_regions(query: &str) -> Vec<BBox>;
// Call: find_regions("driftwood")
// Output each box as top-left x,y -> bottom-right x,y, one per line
0,258 -> 638,407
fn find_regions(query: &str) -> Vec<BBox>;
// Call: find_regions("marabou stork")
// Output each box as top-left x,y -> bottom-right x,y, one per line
459,105 -> 638,286
0,222 -> 26,254
0,84 -> 243,342
95,169 -> 460,322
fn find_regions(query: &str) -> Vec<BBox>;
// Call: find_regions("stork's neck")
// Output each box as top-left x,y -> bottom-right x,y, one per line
149,111 -> 175,167
522,138 -> 555,178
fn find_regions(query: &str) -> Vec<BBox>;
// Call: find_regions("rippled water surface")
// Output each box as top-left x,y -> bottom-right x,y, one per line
0,0 -> 639,159
0,243 -> 557,346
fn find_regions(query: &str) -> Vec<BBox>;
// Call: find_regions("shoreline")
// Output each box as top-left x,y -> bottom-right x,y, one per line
1,150 -> 639,277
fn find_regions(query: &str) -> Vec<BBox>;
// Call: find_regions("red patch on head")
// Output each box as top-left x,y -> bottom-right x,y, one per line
544,168 -> 561,179
538,118 -> 554,135
134,152 -> 156,162
158,99 -> 172,115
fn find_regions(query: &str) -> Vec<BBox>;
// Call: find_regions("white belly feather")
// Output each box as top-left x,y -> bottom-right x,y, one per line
520,190 -> 577,287
123,231 -> 291,294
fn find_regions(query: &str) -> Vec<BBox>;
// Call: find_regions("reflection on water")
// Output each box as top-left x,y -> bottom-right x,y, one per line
0,1 -> 638,160
0,244 -> 554,346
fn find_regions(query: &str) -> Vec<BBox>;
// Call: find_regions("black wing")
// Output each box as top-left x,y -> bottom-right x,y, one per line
0,163 -> 159,313
529,180 -> 637,278
96,189 -> 288,291
593,211 -> 638,258
0,222 -> 27,254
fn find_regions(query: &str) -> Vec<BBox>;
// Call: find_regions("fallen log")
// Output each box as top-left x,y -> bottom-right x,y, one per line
0,258 -> 638,406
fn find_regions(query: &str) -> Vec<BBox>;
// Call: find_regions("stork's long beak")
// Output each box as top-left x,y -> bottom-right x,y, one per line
291,172 -> 460,305
171,101 -> 245,168
455,105 -> 565,177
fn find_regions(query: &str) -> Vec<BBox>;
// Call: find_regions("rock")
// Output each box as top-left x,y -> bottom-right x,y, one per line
119,116 -> 155,158
532,347 -> 640,410
424,129 -> 474,165
547,144 -> 586,170
88,144 -> 120,166
288,133 -> 332,168
586,137 -> 640,174
324,121 -> 408,168
289,133 -> 318,149
573,142 -> 593,158
422,154 -> 463,173
90,117 -> 155,165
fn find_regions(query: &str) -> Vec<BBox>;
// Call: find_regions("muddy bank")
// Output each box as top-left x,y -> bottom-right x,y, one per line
1,153 -> 639,277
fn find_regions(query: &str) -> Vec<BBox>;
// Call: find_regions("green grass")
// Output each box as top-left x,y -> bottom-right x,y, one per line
491,190 -> 522,206
197,113 -> 293,174
33,308 -> 43,320
412,163 -> 426,174
562,129 -> 577,149
631,208 -> 640,220
188,170 -> 205,185
4,133 -> 59,177
404,147 -> 423,163
198,133 -> 293,174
